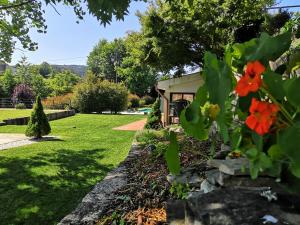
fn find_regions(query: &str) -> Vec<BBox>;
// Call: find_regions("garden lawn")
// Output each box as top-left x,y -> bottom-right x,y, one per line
0,109 -> 58,122
0,114 -> 145,225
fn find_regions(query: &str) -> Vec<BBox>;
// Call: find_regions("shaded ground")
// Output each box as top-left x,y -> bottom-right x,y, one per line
0,114 -> 145,225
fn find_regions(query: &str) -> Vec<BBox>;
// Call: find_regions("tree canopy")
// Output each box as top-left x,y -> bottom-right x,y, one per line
134,0 -> 278,73
87,38 -> 126,82
0,0 -> 146,62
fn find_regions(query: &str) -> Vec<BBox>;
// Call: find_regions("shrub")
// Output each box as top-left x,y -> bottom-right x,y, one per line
139,99 -> 146,107
145,98 -> 162,129
25,95 -> 51,138
12,84 -> 34,108
73,79 -> 128,113
152,142 -> 169,159
142,95 -> 155,105
15,103 -> 26,109
135,129 -> 167,145
42,93 -> 73,110
128,93 -> 140,108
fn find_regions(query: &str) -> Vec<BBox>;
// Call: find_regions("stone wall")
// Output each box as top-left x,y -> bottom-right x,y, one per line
3,110 -> 76,125
58,144 -> 140,225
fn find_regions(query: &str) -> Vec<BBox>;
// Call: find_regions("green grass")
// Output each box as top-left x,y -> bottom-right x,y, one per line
0,109 -> 58,122
0,114 -> 145,225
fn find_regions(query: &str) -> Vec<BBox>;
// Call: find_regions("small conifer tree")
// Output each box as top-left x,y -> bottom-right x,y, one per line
145,98 -> 162,129
25,95 -> 51,138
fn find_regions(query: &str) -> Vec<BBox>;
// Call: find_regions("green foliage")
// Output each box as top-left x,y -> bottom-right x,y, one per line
145,98 -> 162,129
136,0 -> 276,73
142,95 -> 155,105
128,93 -> 140,108
180,86 -> 208,141
279,123 -> 300,178
135,129 -> 168,145
164,131 -> 180,175
173,30 -> 300,185
151,142 -> 169,159
73,76 -> 128,113
170,181 -> 190,200
31,74 -> 50,98
0,68 -> 15,97
87,39 -> 126,81
39,62 -> 52,77
117,32 -> 158,96
15,103 -> 26,109
47,70 -> 81,96
25,96 -> 51,138
15,56 -> 32,85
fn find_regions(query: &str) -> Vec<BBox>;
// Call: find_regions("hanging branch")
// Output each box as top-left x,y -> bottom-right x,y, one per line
0,0 -> 34,10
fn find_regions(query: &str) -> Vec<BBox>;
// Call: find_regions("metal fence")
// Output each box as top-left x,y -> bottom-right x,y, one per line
0,98 -> 34,108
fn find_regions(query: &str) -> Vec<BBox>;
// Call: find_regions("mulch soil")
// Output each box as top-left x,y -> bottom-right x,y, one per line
97,136 -> 216,225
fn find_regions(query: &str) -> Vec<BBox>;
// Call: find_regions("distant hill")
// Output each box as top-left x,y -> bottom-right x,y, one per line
51,64 -> 87,77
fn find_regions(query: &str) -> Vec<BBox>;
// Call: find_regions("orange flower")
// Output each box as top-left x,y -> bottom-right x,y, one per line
235,61 -> 265,96
245,98 -> 279,136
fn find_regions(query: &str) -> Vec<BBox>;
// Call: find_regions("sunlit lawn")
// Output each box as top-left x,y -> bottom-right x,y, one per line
0,109 -> 58,122
0,114 -> 145,225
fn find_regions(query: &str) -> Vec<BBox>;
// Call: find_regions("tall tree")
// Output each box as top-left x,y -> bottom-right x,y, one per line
0,68 -> 16,97
117,32 -> 157,96
0,0 -> 147,62
87,38 -> 126,82
47,70 -> 81,96
136,0 -> 276,73
25,95 -> 51,139
15,56 -> 32,85
39,62 -> 52,77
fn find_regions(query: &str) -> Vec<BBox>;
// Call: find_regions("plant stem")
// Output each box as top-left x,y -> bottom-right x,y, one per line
260,87 -> 294,125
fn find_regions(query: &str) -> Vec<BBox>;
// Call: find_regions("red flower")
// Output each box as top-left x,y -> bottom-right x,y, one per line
245,98 -> 279,136
235,61 -> 265,96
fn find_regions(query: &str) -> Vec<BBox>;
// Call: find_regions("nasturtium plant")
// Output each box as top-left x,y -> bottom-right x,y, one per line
165,31 -> 300,183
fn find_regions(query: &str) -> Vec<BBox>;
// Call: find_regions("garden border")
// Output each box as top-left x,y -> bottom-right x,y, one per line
58,143 -> 141,225
2,110 -> 76,125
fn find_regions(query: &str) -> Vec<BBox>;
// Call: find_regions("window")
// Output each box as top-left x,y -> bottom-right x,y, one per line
171,93 -> 194,102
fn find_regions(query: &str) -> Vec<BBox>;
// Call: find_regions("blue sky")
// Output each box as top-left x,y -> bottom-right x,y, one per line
11,0 -> 300,66
11,1 -> 148,65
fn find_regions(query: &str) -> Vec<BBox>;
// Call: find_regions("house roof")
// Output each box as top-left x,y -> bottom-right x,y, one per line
157,72 -> 204,91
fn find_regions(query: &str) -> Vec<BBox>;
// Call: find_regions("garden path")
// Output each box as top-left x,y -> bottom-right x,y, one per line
113,118 -> 147,131
0,134 -> 58,150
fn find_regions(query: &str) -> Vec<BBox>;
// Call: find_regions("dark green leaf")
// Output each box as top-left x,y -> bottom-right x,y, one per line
279,122 -> 300,178
204,52 -> 233,112
263,71 -> 285,101
284,77 -> 300,109
180,108 -> 208,140
164,131 -> 180,175
268,144 -> 284,160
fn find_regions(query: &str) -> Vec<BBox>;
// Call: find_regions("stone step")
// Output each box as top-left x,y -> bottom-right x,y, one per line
207,158 -> 249,175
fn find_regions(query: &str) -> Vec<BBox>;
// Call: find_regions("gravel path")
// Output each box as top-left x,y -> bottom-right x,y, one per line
0,134 -> 58,150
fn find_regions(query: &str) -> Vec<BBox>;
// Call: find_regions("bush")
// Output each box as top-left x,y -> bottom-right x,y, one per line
142,95 -> 155,105
152,142 -> 169,159
145,98 -> 162,129
25,96 -> 51,138
15,103 -> 26,109
73,79 -> 128,113
128,93 -> 140,108
139,99 -> 146,107
42,93 -> 73,110
135,129 -> 168,145
12,84 -> 34,108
